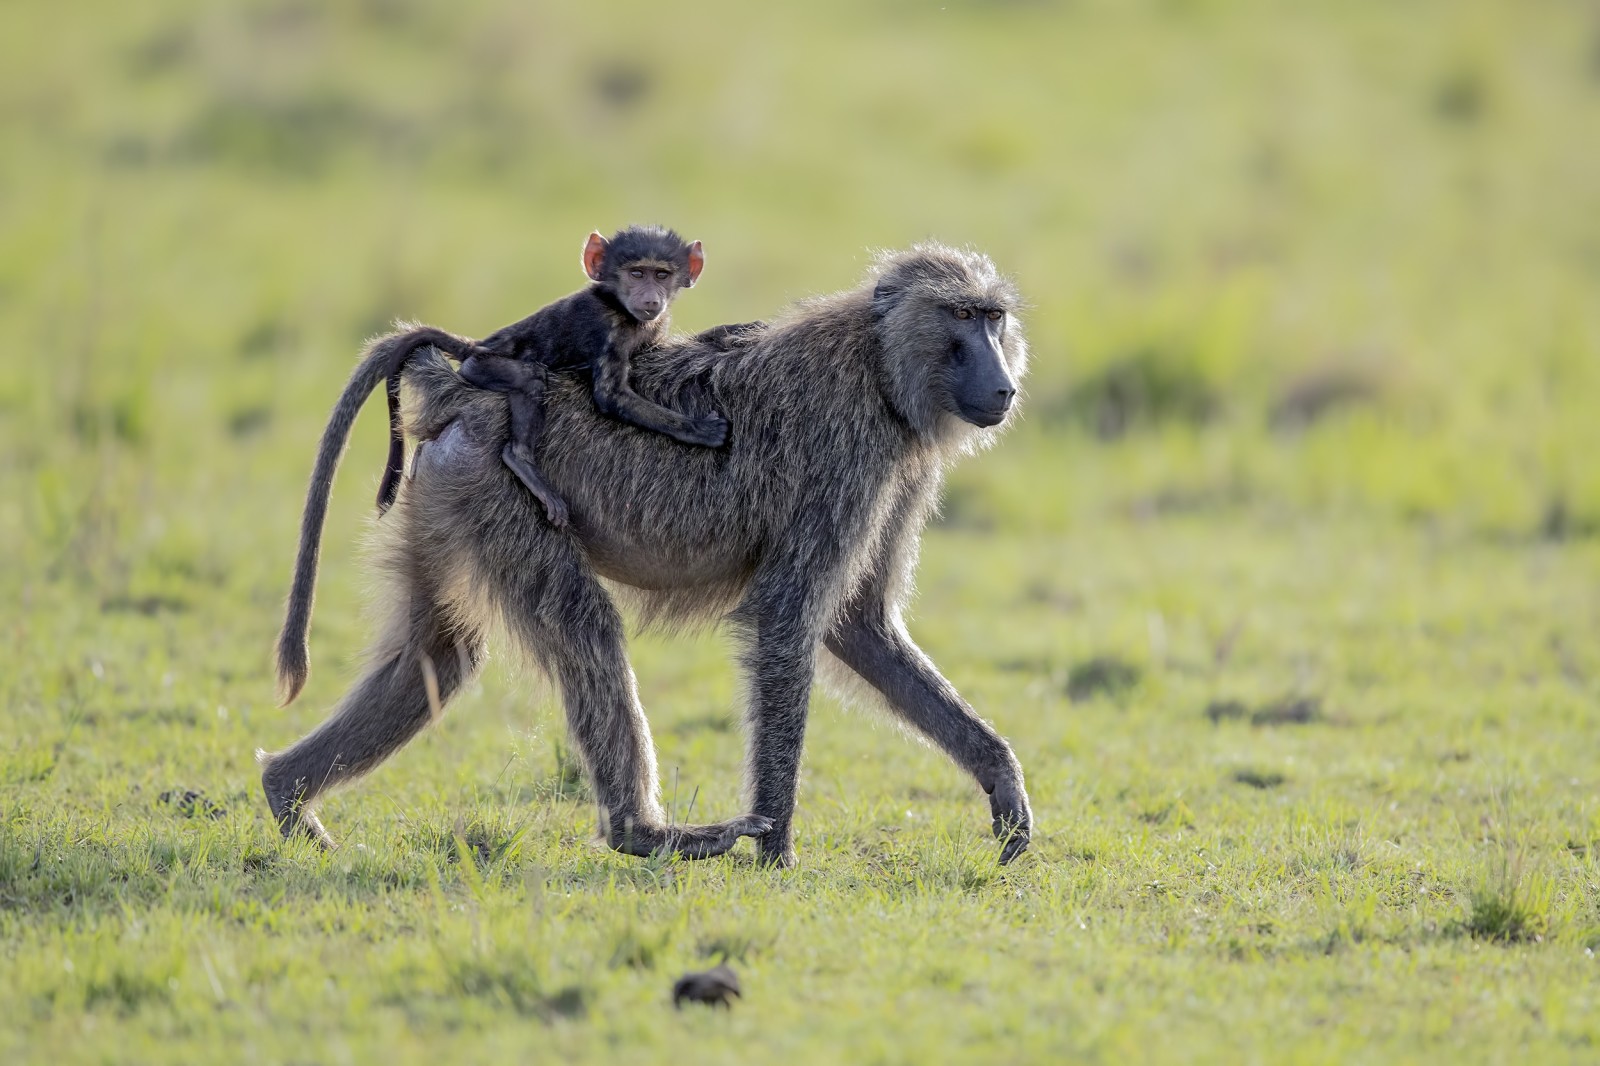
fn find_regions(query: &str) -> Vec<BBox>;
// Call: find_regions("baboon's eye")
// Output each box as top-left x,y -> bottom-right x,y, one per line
630,269 -> 645,279
655,269 -> 670,281
986,310 -> 1004,322
954,308 -> 972,320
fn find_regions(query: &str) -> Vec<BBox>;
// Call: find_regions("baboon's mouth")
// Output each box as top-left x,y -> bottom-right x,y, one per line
958,405 -> 1010,428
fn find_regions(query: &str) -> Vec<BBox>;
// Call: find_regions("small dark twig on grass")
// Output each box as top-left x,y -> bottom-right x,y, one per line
672,964 -> 740,1009
1232,768 -> 1286,790
158,788 -> 227,819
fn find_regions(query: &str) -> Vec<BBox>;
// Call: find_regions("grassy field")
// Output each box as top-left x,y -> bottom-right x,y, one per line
4,0 -> 1600,1061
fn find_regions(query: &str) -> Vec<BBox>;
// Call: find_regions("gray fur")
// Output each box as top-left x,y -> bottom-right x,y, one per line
261,243 -> 1032,865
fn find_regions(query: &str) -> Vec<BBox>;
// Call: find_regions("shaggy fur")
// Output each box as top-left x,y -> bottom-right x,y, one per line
261,243 -> 1033,865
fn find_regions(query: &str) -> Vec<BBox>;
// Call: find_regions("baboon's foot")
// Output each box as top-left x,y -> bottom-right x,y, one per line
670,412 -> 729,449
987,775 -> 1033,864
261,768 -> 337,850
500,444 -> 569,528
607,814 -> 772,860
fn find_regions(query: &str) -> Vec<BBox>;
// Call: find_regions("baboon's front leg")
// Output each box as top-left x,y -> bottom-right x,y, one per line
824,611 -> 1032,864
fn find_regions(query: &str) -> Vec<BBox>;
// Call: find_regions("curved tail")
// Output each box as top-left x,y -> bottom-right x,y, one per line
275,324 -> 476,704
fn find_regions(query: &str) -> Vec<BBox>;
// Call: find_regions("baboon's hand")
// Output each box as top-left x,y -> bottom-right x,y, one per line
988,776 -> 1033,864
675,412 -> 729,448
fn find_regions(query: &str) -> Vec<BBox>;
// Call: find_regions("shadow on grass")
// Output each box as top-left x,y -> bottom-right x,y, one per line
1065,656 -> 1142,703
1206,695 -> 1329,727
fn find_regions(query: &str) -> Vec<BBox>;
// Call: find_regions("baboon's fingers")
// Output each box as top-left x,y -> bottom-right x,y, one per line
997,825 -> 1030,865
990,805 -> 1030,839
988,776 -> 1032,864
992,811 -> 1031,863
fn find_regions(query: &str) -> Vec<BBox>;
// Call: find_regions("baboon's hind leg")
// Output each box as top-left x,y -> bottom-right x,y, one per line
458,356 -> 570,526
259,590 -> 485,849
494,544 -> 769,858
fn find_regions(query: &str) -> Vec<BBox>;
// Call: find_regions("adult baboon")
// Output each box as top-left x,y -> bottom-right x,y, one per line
261,243 -> 1032,866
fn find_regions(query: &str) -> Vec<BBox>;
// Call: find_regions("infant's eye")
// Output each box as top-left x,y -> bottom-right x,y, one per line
630,269 -> 645,279
987,310 -> 1004,322
656,269 -> 670,281
954,308 -> 972,320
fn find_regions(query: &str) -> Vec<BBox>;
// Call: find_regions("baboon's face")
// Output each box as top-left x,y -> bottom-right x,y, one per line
584,232 -> 704,324
941,304 -> 1017,428
871,249 -> 1026,439
613,260 -> 684,322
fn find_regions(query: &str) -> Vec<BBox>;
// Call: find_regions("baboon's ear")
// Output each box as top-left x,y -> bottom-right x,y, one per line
582,232 -> 609,281
685,240 -> 704,287
871,279 -> 904,318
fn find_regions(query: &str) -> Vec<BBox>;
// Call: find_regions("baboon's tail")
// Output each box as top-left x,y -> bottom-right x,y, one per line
275,325 -> 475,705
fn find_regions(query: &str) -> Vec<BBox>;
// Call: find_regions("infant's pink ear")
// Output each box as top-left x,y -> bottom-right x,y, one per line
686,240 -> 704,286
582,231 -> 609,281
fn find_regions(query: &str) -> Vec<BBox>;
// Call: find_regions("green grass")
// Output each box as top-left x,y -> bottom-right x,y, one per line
4,0 -> 1600,1061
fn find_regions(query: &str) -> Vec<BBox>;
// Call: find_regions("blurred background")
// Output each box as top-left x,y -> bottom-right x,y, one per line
3,0 -> 1599,650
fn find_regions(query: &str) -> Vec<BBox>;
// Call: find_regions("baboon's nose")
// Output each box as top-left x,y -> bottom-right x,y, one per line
995,386 -> 1016,407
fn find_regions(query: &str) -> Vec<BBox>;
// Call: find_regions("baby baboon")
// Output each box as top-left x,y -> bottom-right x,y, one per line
373,227 -> 726,520
264,243 -> 1032,866
455,225 -> 725,527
